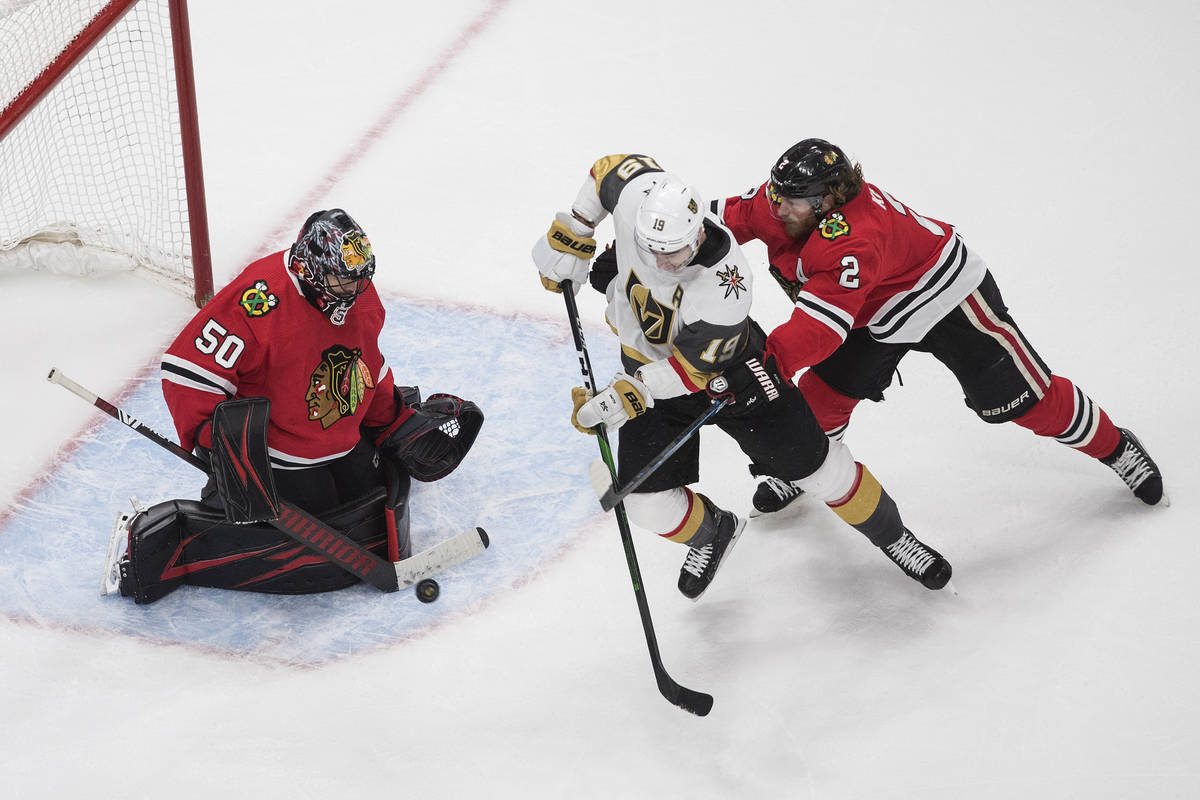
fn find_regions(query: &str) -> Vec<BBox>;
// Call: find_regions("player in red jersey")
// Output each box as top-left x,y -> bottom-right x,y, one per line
105,209 -> 482,603
714,139 -> 1164,514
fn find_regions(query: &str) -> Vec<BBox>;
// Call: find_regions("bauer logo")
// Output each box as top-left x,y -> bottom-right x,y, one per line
551,229 -> 596,256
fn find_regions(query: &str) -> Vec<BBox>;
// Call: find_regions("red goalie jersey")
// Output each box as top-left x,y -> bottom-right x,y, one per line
715,181 -> 986,380
161,251 -> 407,467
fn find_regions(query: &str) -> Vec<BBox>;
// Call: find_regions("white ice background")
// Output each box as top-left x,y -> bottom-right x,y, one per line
2,1 -> 1198,797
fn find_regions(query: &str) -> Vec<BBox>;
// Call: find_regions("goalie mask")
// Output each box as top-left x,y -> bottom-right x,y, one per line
382,394 -> 484,482
289,208 -> 376,326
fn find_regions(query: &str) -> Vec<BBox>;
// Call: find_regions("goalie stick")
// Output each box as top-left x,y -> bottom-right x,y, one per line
560,281 -> 714,717
48,368 -> 488,594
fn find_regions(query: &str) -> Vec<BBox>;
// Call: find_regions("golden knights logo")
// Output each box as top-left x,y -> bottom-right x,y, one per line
240,281 -> 278,317
624,270 -> 675,346
340,230 -> 372,272
818,211 -> 850,241
305,345 -> 375,429
716,264 -> 746,299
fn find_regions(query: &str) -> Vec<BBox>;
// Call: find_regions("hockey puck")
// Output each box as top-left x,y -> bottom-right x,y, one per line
416,578 -> 440,603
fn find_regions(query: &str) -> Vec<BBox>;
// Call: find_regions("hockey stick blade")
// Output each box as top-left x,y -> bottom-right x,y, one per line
395,527 -> 489,587
659,674 -> 714,717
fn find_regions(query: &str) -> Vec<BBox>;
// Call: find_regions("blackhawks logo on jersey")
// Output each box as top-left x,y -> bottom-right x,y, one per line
624,270 -> 675,346
239,281 -> 278,317
818,211 -> 850,241
716,264 -> 746,299
768,263 -> 804,303
305,345 -> 375,429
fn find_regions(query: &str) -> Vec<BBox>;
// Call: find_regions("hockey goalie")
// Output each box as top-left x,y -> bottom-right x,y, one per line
105,209 -> 483,603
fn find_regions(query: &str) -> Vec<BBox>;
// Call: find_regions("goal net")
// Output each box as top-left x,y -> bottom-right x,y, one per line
0,0 -> 213,306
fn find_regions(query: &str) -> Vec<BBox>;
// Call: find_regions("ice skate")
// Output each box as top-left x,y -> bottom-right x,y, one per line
750,475 -> 804,517
678,500 -> 747,601
1101,428 -> 1165,505
881,529 -> 952,590
101,511 -> 133,596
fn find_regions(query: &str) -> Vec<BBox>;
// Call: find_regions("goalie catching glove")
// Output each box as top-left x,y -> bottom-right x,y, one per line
379,394 -> 484,481
532,211 -> 596,295
571,372 -> 653,433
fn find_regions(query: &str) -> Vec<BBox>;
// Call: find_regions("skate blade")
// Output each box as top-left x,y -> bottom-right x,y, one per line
100,512 -> 131,596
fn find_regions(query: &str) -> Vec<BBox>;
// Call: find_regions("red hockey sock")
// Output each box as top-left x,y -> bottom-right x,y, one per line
1011,375 -> 1120,459
797,370 -> 861,437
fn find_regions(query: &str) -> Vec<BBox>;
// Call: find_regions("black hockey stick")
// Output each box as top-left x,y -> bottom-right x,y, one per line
590,397 -> 728,512
560,281 -> 713,717
47,368 -> 487,592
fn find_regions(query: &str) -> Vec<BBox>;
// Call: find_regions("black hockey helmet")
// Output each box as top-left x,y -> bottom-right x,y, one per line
768,138 -> 854,201
289,208 -> 376,325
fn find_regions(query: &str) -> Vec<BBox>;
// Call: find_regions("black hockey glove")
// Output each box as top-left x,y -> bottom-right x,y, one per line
379,394 -> 484,482
589,242 -> 618,294
706,354 -> 784,410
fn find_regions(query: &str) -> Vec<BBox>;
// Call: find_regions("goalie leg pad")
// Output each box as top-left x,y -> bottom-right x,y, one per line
122,500 -> 202,604
121,477 -> 411,601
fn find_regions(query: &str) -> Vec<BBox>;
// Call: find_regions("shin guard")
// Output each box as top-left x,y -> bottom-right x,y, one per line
1011,375 -> 1120,459
826,463 -> 904,547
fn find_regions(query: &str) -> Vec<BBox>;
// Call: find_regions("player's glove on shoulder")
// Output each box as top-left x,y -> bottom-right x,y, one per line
706,354 -> 784,409
571,372 -> 653,433
532,211 -> 596,295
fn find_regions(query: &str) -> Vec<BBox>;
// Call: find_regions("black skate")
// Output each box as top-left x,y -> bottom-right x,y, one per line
751,475 -> 805,517
678,504 -> 747,601
881,529 -> 952,590
1101,428 -> 1164,505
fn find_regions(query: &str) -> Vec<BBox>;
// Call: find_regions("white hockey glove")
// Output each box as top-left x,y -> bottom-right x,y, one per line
571,372 -> 653,433
532,212 -> 596,295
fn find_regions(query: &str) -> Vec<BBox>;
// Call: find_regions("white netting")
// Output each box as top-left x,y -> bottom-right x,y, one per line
0,0 -> 197,295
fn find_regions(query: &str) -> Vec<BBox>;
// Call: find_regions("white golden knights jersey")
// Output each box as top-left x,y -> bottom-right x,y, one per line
570,154 -> 758,399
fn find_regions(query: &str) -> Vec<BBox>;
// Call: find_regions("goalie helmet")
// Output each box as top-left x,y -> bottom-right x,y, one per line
382,394 -> 484,482
289,208 -> 376,326
769,138 -> 854,205
634,175 -> 705,271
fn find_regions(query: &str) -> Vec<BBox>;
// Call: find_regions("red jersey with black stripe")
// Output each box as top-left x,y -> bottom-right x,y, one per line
715,181 -> 986,380
161,250 -> 406,467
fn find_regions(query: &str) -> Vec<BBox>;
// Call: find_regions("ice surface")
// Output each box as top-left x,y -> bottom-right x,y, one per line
2,1 -> 1197,798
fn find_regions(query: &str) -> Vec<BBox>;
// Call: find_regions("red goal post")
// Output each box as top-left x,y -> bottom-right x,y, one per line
0,0 -> 213,307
